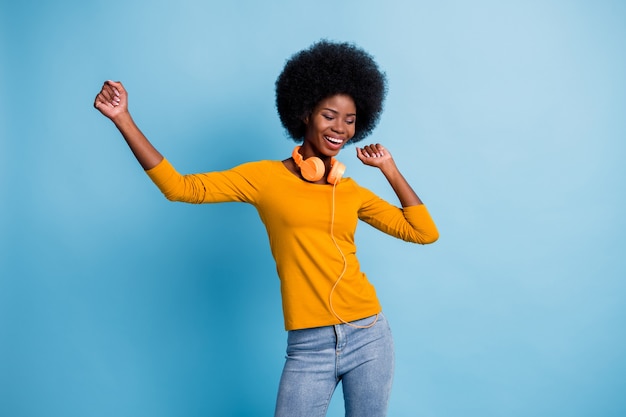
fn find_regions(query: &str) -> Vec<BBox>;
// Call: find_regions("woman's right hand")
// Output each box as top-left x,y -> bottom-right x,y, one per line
94,80 -> 128,121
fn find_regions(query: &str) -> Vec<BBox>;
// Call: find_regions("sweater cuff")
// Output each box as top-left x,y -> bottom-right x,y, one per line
402,204 -> 439,243
402,203 -> 428,216
145,158 -> 175,184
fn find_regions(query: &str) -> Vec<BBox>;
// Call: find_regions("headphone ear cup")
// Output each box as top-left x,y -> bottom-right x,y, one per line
327,159 -> 346,185
292,146 -> 345,183
292,146 -> 326,182
300,157 -> 326,182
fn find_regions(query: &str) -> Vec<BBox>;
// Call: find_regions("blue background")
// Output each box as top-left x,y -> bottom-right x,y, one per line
1,1 -> 625,416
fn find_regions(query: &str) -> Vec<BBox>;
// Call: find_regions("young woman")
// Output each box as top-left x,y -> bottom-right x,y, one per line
94,40 -> 438,417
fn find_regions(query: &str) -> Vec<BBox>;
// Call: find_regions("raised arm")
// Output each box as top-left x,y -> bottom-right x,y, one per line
356,143 -> 423,207
94,80 -> 163,170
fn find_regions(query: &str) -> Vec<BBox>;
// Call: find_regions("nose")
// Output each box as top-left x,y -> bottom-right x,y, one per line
331,120 -> 345,134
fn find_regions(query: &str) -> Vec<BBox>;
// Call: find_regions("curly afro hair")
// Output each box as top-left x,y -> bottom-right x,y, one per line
275,40 -> 387,143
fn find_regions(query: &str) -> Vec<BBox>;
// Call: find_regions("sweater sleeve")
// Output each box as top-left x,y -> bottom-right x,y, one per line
145,158 -> 267,204
357,185 -> 439,244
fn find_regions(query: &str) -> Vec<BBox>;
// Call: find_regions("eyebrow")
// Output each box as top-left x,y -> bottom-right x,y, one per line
322,107 -> 357,117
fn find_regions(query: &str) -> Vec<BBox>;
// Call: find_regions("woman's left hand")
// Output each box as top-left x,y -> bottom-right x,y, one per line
356,143 -> 393,168
356,143 -> 423,207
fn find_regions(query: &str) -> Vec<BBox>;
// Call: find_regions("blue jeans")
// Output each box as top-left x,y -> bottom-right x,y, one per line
274,314 -> 394,417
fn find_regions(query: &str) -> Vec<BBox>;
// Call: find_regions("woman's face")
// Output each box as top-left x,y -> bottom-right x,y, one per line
302,94 -> 356,158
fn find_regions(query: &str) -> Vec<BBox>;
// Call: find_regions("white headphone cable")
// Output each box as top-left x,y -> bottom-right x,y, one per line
328,181 -> 379,329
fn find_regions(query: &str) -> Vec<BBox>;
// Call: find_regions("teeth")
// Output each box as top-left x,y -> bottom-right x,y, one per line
325,136 -> 342,144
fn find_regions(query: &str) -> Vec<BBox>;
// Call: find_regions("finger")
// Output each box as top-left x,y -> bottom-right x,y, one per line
97,84 -> 122,107
101,82 -> 119,99
367,144 -> 385,158
106,81 -> 126,106
362,145 -> 379,158
95,92 -> 115,109
106,80 -> 125,97
356,148 -> 373,164
99,87 -> 113,102
96,85 -> 121,108
94,94 -> 113,110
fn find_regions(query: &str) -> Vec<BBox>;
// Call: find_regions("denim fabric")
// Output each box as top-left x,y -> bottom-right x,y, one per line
274,314 -> 394,417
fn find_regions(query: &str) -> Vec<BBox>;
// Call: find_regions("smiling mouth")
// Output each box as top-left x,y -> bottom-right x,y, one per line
325,136 -> 343,145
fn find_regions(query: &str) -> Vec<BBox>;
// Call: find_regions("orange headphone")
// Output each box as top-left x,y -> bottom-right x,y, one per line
292,146 -> 346,185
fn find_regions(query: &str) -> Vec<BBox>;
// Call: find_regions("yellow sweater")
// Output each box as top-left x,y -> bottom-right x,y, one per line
146,158 -> 438,330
